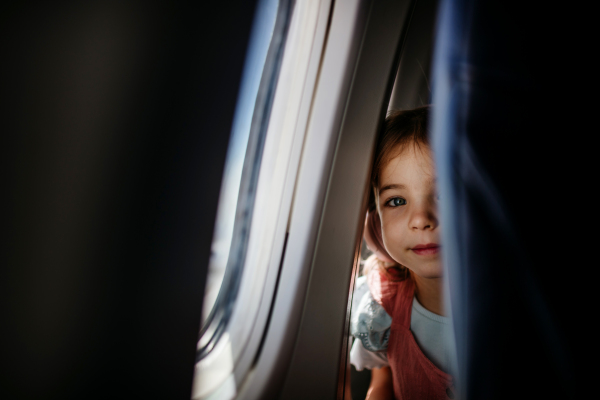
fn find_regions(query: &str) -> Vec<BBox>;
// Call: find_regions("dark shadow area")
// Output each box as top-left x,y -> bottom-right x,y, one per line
350,363 -> 371,400
0,1 -> 257,399
432,1 -> 597,398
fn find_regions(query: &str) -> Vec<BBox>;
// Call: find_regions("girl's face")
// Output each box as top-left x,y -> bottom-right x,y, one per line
377,143 -> 442,279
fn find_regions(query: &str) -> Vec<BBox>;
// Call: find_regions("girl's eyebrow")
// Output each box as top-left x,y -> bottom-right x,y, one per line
379,183 -> 406,195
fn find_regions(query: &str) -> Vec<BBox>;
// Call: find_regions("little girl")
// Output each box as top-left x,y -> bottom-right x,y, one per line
350,106 -> 455,400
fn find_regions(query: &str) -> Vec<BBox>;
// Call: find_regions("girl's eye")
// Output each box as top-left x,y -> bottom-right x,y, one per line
386,197 -> 406,207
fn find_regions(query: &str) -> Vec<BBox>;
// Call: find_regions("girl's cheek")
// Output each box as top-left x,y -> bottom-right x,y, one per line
382,209 -> 405,229
383,225 -> 405,253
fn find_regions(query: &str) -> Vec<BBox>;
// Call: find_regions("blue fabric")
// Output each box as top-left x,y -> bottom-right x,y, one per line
430,0 -> 587,397
350,287 -> 391,352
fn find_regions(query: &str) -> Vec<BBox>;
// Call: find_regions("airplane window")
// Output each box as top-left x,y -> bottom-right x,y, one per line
194,0 -> 448,397
198,0 -> 279,355
193,0 -> 329,397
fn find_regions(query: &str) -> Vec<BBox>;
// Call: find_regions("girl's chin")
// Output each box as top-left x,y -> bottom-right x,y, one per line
405,262 -> 443,279
391,253 -> 443,278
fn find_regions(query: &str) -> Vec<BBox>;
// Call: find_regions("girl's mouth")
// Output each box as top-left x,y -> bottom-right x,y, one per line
411,243 -> 440,256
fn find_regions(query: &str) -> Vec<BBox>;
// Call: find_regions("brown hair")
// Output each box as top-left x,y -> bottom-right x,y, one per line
364,105 -> 431,281
371,106 -> 430,200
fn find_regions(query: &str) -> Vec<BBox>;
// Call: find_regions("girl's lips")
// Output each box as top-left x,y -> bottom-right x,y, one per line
411,243 -> 440,256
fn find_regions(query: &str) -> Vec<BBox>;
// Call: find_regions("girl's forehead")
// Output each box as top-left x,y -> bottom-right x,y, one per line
380,144 -> 435,184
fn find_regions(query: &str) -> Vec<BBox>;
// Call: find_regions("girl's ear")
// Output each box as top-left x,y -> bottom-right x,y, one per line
364,210 -> 396,265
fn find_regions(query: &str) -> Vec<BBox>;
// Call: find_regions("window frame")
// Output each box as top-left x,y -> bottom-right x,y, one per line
237,0 -> 414,399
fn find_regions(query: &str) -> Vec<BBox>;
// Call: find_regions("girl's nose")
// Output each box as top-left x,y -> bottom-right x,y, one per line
409,206 -> 438,231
